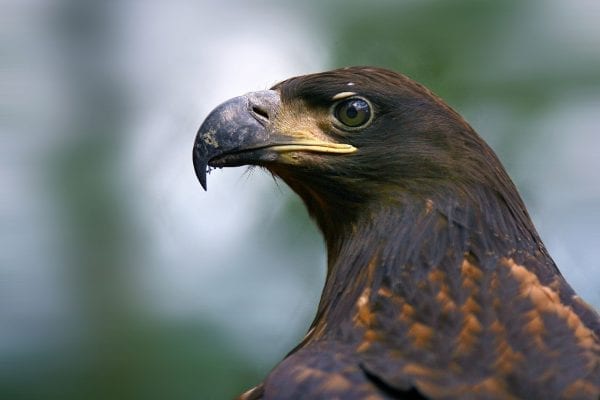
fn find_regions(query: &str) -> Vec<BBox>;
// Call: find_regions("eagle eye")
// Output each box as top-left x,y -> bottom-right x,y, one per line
333,98 -> 372,129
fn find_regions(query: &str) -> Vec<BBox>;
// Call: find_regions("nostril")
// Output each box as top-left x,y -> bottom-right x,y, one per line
252,105 -> 270,120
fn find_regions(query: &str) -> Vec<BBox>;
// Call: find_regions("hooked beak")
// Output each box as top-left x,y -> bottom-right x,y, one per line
192,90 -> 356,190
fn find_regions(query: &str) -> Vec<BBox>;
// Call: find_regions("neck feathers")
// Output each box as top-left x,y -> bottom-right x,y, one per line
310,183 -> 553,337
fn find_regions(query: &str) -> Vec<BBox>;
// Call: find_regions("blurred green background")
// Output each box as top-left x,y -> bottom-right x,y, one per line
2,0 -> 599,399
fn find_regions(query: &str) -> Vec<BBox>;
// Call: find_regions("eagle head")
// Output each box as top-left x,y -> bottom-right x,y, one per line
194,66 -> 530,244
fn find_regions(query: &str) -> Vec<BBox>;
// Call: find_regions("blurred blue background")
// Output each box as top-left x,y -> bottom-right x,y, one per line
2,0 -> 599,398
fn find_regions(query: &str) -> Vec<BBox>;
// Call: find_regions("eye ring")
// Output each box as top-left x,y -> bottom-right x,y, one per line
332,97 -> 373,130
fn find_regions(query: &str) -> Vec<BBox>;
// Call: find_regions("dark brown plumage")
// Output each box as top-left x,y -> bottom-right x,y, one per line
193,67 -> 600,399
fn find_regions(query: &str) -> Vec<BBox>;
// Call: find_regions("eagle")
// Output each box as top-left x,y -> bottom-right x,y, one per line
193,67 -> 600,399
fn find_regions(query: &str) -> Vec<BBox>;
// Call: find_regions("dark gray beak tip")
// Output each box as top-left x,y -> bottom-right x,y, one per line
193,144 -> 208,191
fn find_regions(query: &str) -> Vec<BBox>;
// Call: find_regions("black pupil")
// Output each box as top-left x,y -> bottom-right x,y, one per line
346,106 -> 358,118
